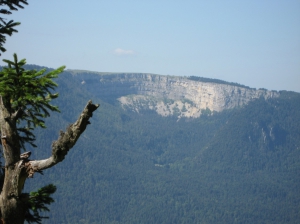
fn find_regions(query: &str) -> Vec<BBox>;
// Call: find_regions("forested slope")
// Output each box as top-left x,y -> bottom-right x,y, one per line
24,68 -> 300,224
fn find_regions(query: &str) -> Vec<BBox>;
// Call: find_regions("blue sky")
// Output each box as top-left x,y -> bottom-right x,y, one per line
1,0 -> 300,92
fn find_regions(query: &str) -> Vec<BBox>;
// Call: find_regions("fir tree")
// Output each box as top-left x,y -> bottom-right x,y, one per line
0,0 -> 28,54
0,54 -> 99,224
0,2 -> 99,223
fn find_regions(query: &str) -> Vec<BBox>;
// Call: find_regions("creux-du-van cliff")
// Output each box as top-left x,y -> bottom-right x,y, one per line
69,70 -> 280,118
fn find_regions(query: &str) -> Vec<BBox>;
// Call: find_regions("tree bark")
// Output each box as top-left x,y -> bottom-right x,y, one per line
0,100 -> 99,224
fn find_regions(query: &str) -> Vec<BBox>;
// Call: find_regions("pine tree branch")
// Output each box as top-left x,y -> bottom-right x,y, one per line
25,100 -> 99,175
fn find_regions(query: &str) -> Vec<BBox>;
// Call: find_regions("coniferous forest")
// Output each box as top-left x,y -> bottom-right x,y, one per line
0,1 -> 298,223
20,67 -> 300,224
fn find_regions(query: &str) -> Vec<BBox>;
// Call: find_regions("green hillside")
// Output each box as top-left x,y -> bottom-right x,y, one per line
24,69 -> 300,224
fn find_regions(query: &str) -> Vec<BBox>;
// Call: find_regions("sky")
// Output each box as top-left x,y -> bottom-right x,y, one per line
1,0 -> 300,92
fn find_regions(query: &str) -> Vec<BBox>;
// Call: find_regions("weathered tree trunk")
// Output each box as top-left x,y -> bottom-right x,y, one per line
0,95 -> 25,224
0,99 -> 99,224
0,167 -> 27,224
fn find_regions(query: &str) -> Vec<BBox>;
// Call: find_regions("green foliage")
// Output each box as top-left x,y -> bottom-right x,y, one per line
188,75 -> 252,89
25,184 -> 57,224
0,0 -> 28,54
24,71 -> 300,223
0,3 -> 62,224
0,54 -> 65,149
201,107 -> 212,116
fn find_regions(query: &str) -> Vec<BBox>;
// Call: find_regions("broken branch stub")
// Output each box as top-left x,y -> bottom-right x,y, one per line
27,100 -> 99,173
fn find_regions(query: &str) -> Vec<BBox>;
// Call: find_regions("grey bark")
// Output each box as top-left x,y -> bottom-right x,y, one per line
0,99 -> 99,224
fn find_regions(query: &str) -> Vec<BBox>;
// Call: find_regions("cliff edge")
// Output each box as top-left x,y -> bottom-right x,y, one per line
68,71 -> 279,118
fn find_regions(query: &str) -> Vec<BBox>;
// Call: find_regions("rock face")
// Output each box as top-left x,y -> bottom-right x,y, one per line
69,71 -> 280,118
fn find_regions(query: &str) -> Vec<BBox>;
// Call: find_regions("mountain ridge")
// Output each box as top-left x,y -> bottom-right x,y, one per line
20,67 -> 300,223
67,70 -> 280,118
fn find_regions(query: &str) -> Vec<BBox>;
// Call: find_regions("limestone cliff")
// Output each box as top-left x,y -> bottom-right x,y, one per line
68,71 -> 279,118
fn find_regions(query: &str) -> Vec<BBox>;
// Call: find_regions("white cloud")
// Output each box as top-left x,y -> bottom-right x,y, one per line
113,48 -> 135,56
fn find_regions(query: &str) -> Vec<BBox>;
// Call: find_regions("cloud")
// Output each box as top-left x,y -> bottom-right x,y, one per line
113,48 -> 135,56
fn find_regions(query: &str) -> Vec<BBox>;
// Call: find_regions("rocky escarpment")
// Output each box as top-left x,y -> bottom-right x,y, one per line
68,71 -> 279,118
